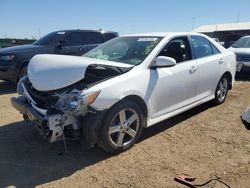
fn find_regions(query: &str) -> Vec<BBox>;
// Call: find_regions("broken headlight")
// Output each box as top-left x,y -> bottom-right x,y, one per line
55,90 -> 101,116
70,90 -> 101,110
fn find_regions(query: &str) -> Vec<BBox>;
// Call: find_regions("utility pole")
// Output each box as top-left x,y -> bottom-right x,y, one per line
192,17 -> 196,30
38,27 -> 41,38
236,13 -> 240,23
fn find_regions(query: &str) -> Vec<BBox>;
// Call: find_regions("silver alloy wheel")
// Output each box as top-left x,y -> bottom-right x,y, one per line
108,108 -> 140,147
217,77 -> 228,102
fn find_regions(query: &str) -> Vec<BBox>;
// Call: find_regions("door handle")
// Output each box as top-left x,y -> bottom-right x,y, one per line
189,66 -> 197,73
79,47 -> 85,51
219,59 -> 224,64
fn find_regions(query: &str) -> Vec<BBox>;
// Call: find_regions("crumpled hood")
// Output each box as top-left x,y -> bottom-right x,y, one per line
28,54 -> 133,91
228,47 -> 250,54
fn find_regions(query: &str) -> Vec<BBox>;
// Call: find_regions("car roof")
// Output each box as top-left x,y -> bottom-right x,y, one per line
54,29 -> 118,34
124,32 -> 206,37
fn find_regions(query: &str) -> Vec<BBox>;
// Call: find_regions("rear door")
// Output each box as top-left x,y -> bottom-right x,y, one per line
83,31 -> 104,53
55,32 -> 86,56
190,36 -> 223,100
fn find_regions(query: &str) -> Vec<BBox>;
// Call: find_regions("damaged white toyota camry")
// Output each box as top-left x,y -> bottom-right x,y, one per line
11,33 -> 236,153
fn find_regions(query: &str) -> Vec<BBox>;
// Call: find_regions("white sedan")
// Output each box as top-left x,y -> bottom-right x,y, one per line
228,36 -> 250,73
12,32 -> 236,153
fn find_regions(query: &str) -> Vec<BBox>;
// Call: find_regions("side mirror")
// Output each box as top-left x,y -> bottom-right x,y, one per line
152,56 -> 176,69
56,40 -> 67,48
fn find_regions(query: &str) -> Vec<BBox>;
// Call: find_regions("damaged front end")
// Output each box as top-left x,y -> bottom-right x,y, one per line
11,62 -> 130,145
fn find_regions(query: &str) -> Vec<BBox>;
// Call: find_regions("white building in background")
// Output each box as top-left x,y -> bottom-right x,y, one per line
193,22 -> 250,48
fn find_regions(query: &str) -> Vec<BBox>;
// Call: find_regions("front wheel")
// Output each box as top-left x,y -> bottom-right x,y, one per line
98,100 -> 144,153
18,65 -> 27,82
213,75 -> 229,105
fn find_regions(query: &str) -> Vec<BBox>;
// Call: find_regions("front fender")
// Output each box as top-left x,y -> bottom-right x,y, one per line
87,67 -> 151,113
82,109 -> 108,147
90,89 -> 146,111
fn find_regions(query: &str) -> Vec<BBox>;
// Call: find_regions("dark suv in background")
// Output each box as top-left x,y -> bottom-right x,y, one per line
0,29 -> 118,83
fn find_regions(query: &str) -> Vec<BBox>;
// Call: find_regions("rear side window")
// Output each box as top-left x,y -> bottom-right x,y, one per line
210,43 -> 221,55
191,36 -> 213,58
63,32 -> 83,46
103,33 -> 117,41
85,32 -> 104,44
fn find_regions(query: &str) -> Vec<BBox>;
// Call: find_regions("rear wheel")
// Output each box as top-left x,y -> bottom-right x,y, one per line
213,75 -> 229,105
98,100 -> 144,153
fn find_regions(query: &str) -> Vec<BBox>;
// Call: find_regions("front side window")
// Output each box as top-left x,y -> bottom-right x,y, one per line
33,31 -> 64,46
84,36 -> 162,65
191,36 -> 214,58
158,36 -> 192,63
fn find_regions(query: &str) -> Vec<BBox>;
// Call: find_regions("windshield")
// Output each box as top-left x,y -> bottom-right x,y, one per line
33,31 -> 65,46
232,37 -> 250,48
84,36 -> 162,65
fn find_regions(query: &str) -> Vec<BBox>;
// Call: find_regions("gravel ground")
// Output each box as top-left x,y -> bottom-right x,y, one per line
0,78 -> 249,188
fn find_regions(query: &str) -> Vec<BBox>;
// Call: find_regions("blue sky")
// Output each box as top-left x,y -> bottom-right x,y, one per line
0,0 -> 250,39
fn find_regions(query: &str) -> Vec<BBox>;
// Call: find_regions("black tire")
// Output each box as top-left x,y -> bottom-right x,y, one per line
18,65 -> 27,82
98,100 -> 144,153
241,118 -> 250,128
213,75 -> 229,105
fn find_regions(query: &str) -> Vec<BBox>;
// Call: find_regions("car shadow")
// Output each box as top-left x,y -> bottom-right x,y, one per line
235,74 -> 250,81
0,102 -> 215,188
0,121 -> 112,188
0,80 -> 16,95
242,119 -> 250,130
139,102 -> 215,141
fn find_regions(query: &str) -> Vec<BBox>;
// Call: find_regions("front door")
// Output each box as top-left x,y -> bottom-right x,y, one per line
149,36 -> 198,119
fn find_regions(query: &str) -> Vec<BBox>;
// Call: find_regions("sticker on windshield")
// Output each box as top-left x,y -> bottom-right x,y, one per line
137,38 -> 158,42
57,32 -> 66,35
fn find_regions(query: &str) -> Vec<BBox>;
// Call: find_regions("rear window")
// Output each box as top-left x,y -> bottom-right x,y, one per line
211,43 -> 220,54
103,33 -> 117,41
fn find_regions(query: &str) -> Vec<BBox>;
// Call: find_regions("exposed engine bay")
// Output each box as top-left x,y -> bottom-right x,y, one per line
14,64 -> 130,143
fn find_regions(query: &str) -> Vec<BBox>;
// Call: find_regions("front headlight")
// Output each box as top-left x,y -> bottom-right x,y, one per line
0,54 -> 15,61
66,90 -> 101,114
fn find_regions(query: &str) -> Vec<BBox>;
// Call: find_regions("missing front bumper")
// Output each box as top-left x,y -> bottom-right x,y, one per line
11,96 -> 107,147
11,96 -> 64,142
